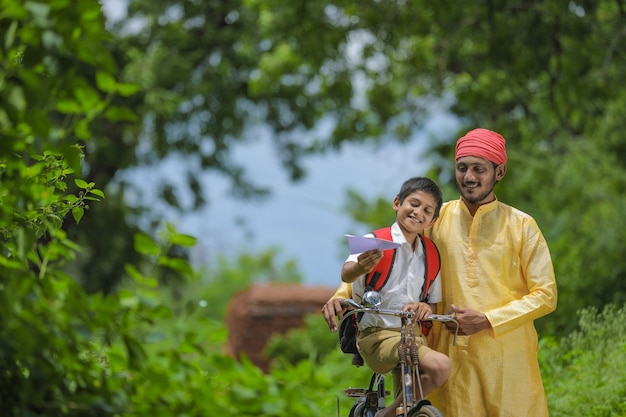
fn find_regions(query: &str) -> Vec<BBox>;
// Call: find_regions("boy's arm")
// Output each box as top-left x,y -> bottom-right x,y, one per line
342,249 -> 383,283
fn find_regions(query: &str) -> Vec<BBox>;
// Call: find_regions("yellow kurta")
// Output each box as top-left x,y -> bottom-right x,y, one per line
426,198 -> 557,417
330,197 -> 557,416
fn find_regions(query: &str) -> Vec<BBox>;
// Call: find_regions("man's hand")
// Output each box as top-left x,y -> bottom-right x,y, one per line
445,304 -> 492,336
321,298 -> 346,333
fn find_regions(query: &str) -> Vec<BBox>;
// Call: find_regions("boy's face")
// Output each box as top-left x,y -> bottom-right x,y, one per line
393,190 -> 438,235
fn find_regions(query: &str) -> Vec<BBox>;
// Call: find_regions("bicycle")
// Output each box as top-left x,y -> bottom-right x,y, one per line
338,291 -> 459,417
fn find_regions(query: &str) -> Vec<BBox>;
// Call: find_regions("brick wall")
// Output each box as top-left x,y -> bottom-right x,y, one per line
225,283 -> 335,372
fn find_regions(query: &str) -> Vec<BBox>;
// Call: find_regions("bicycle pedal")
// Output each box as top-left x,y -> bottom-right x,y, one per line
342,388 -> 368,398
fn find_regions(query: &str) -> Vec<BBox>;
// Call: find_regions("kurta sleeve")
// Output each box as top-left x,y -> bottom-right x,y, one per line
484,216 -> 558,337
328,281 -> 352,301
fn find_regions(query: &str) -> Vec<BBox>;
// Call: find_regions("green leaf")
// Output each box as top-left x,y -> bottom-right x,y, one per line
74,84 -> 101,112
122,334 -> 146,369
134,232 -> 160,256
104,106 -> 139,122
124,264 -> 144,281
119,289 -> 139,308
89,188 -> 105,198
74,178 -> 90,189
95,71 -> 117,93
55,99 -> 82,114
8,85 -> 26,111
0,255 -> 25,269
72,206 -> 84,224
158,257 -> 193,275
4,20 -> 18,49
75,118 -> 90,140
115,82 -> 141,97
170,233 -> 197,247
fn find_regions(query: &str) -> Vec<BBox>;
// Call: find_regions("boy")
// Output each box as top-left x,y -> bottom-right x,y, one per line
342,176 -> 450,417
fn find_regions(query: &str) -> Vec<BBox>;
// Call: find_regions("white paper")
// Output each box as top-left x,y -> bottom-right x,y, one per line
345,234 -> 401,254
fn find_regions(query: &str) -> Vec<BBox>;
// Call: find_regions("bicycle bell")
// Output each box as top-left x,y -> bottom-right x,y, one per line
362,290 -> 382,308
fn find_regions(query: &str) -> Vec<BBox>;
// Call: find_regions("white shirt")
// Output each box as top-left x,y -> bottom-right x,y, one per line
347,222 -> 442,330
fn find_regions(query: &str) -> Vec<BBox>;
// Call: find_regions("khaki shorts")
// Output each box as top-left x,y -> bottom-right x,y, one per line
357,327 -> 431,375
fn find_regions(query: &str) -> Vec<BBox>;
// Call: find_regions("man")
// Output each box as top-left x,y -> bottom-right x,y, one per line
323,128 -> 558,416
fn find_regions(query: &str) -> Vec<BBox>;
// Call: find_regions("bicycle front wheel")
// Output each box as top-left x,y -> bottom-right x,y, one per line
407,403 -> 443,417
348,399 -> 365,417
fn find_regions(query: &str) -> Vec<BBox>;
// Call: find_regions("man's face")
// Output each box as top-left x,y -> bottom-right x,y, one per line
455,156 -> 505,205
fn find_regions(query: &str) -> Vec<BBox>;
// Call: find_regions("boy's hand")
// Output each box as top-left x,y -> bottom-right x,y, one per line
356,249 -> 383,274
403,301 -> 432,322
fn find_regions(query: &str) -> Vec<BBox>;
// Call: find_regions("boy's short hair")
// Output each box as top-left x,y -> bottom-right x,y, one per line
397,177 -> 443,218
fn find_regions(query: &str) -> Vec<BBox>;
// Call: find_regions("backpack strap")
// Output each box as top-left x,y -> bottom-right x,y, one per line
364,227 -> 397,292
419,234 -> 441,302
419,234 -> 441,336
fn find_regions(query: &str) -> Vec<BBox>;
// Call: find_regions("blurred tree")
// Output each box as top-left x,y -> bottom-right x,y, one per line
6,0 -> 623,328
114,0 -> 626,328
0,0 -> 135,412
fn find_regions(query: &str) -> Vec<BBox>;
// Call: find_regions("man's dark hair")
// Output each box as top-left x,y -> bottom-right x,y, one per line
397,177 -> 443,218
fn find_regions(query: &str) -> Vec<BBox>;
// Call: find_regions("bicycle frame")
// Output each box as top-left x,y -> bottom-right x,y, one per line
339,293 -> 459,417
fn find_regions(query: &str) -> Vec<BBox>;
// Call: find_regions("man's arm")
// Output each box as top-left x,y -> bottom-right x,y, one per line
321,282 -> 352,332
450,219 -> 558,337
485,220 -> 558,337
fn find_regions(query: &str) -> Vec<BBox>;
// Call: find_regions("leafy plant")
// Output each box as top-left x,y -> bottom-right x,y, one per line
541,303 -> 626,417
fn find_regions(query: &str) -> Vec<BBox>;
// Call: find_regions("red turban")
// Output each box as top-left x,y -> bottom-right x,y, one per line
455,128 -> 507,165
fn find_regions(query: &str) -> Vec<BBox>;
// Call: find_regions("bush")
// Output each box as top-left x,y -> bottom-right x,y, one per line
542,303 -> 626,417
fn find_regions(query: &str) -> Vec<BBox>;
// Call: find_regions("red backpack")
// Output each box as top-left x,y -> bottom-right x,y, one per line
339,227 -> 442,357
365,227 -> 441,303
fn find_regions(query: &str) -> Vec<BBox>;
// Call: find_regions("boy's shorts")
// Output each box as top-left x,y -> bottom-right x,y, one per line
357,327 -> 431,375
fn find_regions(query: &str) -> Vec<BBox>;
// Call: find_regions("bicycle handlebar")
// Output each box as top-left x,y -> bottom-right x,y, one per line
341,303 -> 456,323
340,298 -> 460,344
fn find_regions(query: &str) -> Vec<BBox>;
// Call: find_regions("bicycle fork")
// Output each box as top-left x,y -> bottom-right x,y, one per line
398,318 -> 426,417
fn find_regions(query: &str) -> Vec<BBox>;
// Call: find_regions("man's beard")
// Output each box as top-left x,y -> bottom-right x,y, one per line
459,182 -> 495,205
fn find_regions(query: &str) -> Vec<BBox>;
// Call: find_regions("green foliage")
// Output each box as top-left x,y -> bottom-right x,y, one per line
3,0 -> 626,415
0,0 -> 141,294
511,140 -> 626,334
264,313 -> 338,368
188,248 -> 303,323
0,147 -> 114,414
0,0 -> 125,410
13,0 -> 621,329
541,303 -> 626,416
0,0 -> 133,152
264,313 -> 376,416
343,189 -> 396,231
